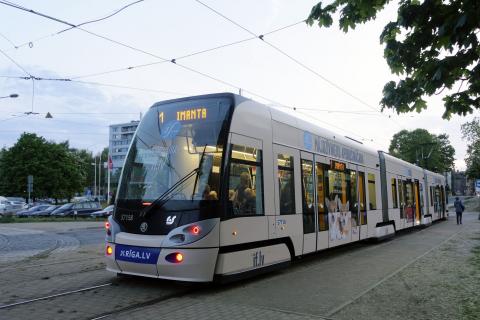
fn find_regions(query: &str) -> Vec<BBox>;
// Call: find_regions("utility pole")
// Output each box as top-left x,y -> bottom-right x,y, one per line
107,155 -> 112,204
93,157 -> 97,198
98,156 -> 101,200
27,175 -> 33,205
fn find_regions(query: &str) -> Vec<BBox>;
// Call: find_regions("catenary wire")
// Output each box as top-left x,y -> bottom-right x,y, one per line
193,0 -> 403,129
0,46 -> 31,76
69,20 -> 304,80
0,31 -> 16,48
9,0 -> 145,49
0,0 -> 170,61
0,75 -> 187,96
57,0 -> 145,34
0,1 -> 377,140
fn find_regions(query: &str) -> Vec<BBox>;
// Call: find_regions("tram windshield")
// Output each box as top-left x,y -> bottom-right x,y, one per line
117,97 -> 232,205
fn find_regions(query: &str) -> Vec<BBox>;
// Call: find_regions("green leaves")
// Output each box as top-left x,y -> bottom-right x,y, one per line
461,118 -> 480,178
0,133 -> 87,200
307,0 -> 480,119
388,129 -> 455,172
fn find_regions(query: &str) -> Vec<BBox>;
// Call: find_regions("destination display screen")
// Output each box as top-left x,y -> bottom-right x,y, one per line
330,160 -> 346,171
158,107 -> 208,123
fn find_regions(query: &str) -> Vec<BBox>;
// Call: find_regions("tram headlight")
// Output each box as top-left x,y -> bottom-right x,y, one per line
163,219 -> 218,247
165,252 -> 184,263
105,221 -> 111,236
105,215 -> 122,242
188,225 -> 201,235
106,245 -> 113,256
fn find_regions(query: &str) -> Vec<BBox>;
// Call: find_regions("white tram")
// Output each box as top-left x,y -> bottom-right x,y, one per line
105,93 -> 447,282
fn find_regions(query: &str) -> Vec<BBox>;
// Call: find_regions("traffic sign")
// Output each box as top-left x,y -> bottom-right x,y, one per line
475,179 -> 480,193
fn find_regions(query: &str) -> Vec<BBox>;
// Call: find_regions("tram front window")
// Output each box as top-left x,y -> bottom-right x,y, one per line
117,97 -> 231,207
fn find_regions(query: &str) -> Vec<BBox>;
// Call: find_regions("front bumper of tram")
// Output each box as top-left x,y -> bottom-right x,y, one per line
105,215 -> 220,282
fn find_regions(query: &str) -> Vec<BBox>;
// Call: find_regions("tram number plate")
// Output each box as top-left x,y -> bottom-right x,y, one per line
115,245 -> 160,264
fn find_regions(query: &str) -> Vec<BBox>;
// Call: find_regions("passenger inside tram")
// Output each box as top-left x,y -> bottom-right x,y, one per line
232,171 -> 256,214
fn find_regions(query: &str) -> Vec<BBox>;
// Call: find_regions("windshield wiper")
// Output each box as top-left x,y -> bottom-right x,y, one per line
140,145 -> 208,217
191,145 -> 207,201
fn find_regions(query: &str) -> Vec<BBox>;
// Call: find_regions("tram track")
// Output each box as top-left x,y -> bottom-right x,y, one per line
0,283 -> 113,310
0,277 -> 198,320
0,255 -> 103,271
87,286 -> 197,320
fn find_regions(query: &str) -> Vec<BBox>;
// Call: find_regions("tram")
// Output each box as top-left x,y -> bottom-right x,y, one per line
105,93 -> 447,282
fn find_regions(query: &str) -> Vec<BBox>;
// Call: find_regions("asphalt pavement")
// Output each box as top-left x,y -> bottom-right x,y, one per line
0,213 -> 478,320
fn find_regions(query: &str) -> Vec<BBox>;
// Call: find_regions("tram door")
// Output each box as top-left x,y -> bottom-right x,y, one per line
440,186 -> 446,218
357,166 -> 368,240
314,155 -> 329,250
300,151 -> 316,254
414,180 -> 421,224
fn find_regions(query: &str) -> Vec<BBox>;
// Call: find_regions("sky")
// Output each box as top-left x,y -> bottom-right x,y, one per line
0,0 -> 477,170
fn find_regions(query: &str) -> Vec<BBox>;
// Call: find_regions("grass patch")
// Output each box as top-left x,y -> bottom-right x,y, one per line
461,245 -> 480,319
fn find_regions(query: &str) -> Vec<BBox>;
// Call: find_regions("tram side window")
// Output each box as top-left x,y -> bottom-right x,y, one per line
419,183 -> 424,214
316,163 -> 328,231
278,154 -> 295,215
430,186 -> 433,207
391,178 -> 398,208
434,186 -> 440,213
405,181 -> 414,211
326,169 -> 350,213
398,179 -> 405,219
228,144 -> 263,216
350,171 -> 359,228
301,160 -> 315,233
368,173 -> 377,210
359,172 -> 367,225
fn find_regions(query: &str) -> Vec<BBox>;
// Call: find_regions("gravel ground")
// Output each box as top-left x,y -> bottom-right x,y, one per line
334,212 -> 480,320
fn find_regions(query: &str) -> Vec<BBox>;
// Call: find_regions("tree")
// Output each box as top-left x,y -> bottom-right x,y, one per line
461,117 -> 480,178
307,1 -> 480,119
0,133 -> 85,202
71,148 -> 95,194
388,129 -> 455,172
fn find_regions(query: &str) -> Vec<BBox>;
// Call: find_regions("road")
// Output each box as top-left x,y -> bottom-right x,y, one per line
0,213 -> 478,320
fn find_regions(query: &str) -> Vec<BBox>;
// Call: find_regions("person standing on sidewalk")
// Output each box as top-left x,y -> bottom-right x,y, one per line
454,197 -> 465,225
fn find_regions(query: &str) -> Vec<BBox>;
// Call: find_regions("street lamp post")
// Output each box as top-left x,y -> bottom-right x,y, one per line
0,93 -> 19,99
91,158 -> 97,198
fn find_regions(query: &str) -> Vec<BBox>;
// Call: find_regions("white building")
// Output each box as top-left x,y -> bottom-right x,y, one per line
109,121 -> 139,173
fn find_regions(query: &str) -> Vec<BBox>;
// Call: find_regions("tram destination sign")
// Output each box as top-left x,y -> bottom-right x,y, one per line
330,160 -> 346,171
159,107 -> 207,124
304,132 -> 365,164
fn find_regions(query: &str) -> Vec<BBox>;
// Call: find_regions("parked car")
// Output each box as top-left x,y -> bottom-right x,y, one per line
51,202 -> 101,217
32,205 -> 58,217
6,197 -> 27,210
16,205 -> 52,217
0,196 -> 11,217
90,205 -> 114,218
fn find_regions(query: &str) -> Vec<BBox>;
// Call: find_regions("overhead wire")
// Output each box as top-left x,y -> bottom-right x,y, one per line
0,46 -> 31,76
0,0 -> 170,61
0,31 -> 16,48
1,0 -> 385,141
295,110 -> 373,143
0,75 -> 188,96
193,0 -> 403,130
56,0 -> 145,34
69,20 -> 305,80
1,0 -> 146,49
0,129 -> 108,135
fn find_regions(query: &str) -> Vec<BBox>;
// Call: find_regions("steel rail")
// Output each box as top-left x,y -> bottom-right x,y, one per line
0,283 -> 112,309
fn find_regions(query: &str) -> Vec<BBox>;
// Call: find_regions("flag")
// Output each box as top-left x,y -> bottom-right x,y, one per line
108,155 -> 113,171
